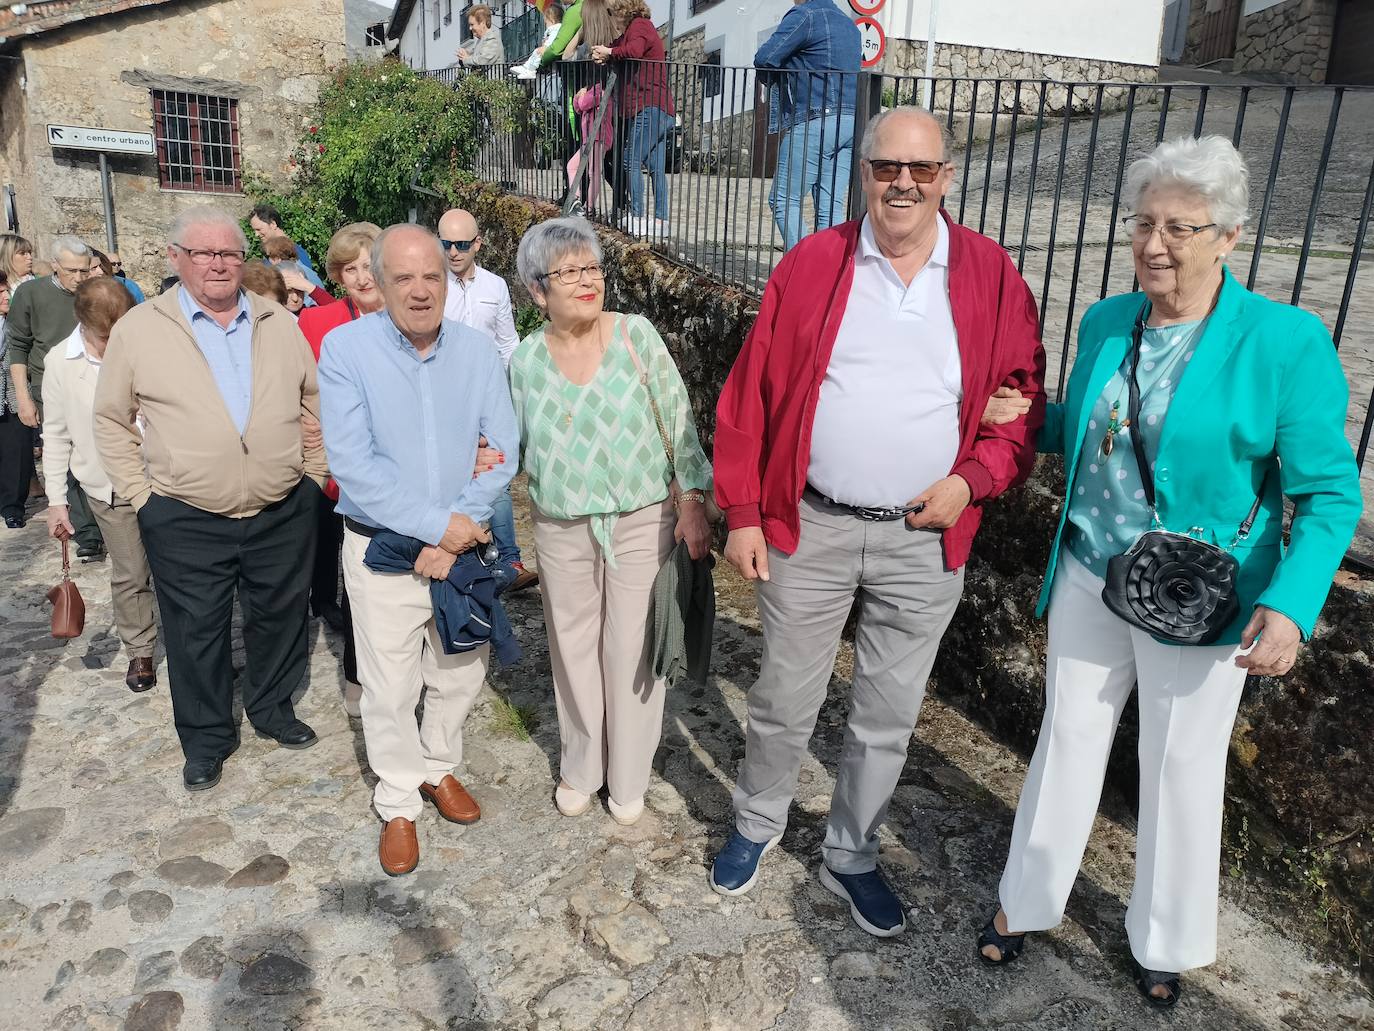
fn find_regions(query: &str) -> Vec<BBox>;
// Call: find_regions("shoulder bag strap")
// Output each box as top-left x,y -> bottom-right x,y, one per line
620,315 -> 675,471
1127,302 -> 1269,544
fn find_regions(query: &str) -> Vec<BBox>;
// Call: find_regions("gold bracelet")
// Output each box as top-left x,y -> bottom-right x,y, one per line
676,489 -> 706,507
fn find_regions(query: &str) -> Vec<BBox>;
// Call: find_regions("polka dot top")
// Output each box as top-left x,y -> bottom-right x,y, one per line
1064,317 -> 1206,578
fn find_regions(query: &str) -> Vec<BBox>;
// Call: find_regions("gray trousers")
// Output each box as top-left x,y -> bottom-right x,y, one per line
86,491 -> 157,659
733,493 -> 965,873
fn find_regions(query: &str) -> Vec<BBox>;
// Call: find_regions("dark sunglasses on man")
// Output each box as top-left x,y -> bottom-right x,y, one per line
867,159 -> 947,184
440,237 -> 478,253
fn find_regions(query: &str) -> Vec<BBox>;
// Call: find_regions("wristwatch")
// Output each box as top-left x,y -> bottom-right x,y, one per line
676,489 -> 706,507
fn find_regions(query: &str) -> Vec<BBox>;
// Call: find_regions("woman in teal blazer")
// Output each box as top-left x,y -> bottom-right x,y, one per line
976,136 -> 1362,1009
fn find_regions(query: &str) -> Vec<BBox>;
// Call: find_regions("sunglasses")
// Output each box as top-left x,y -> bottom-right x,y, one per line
440,237 -> 478,253
867,159 -> 947,184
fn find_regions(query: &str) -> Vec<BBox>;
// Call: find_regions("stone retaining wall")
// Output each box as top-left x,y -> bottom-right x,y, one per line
1232,0 -> 1338,83
442,179 -> 1374,972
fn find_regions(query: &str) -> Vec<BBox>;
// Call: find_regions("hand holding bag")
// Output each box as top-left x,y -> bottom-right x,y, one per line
1100,304 -> 1266,646
48,538 -> 86,639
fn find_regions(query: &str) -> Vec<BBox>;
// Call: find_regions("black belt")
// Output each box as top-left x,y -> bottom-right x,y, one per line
804,486 -> 924,522
343,516 -> 383,538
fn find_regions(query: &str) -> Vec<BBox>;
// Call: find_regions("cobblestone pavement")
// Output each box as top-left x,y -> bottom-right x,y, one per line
2,481 -> 1372,1030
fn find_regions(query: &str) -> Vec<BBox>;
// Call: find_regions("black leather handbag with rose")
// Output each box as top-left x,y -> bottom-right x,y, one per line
1100,305 -> 1268,646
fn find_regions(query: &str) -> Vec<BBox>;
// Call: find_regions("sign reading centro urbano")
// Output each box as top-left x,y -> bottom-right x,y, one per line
47,124 -> 155,156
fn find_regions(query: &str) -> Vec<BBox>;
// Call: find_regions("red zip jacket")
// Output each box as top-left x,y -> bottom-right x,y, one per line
714,212 -> 1047,571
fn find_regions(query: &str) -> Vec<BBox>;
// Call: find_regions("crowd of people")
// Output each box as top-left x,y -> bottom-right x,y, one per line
0,101 -> 1362,1012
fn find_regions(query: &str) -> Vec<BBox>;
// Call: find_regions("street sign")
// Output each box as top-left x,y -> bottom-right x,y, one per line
856,16 -> 886,68
849,0 -> 886,14
47,124 -> 154,156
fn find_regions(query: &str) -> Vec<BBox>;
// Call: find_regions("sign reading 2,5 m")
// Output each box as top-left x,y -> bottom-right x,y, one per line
856,16 -> 886,68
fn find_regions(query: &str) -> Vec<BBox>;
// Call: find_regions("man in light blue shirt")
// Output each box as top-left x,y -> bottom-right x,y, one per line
177,284 -> 253,433
318,223 -> 518,876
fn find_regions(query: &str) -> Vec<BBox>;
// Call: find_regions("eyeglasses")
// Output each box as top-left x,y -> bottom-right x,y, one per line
541,263 -> 605,286
1121,216 -> 1219,244
172,244 -> 247,266
867,159 -> 947,184
57,264 -> 93,277
440,237 -> 479,253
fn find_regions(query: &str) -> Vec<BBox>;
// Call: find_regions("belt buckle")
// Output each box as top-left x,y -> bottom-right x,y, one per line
853,505 -> 895,522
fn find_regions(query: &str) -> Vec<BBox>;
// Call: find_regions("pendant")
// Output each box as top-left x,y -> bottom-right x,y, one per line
1100,429 -> 1114,457
565,412 -> 573,426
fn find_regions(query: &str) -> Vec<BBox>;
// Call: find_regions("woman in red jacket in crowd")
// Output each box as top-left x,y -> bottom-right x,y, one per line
298,222 -> 384,718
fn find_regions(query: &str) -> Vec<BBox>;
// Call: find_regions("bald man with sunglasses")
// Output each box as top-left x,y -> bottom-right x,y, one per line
710,107 -> 1047,937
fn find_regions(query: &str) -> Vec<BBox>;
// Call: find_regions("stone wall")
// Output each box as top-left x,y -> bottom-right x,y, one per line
1232,0 -> 1338,83
0,0 -> 344,292
1177,0 -> 1213,66
443,178 -> 1374,971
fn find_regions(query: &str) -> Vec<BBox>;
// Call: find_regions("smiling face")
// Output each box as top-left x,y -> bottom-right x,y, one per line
1131,182 -> 1241,316
533,247 -> 605,329
862,111 -> 955,251
378,227 -> 447,344
338,247 -> 383,313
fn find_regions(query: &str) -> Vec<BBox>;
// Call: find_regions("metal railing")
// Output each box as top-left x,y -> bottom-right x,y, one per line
435,59 -> 1374,540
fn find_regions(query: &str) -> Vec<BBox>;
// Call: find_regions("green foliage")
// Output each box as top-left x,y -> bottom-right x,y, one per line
515,303 -> 545,338
491,696 -> 539,741
244,62 -> 527,265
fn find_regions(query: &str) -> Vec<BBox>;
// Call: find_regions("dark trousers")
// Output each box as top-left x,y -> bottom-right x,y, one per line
311,497 -> 357,683
0,411 -> 35,519
137,479 -> 317,762
67,471 -> 104,551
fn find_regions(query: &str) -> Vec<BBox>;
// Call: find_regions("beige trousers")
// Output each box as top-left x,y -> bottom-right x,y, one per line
342,528 -> 489,822
86,491 -> 157,659
533,497 -> 675,805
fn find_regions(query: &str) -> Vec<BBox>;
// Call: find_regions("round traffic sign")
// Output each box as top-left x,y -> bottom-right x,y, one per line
856,16 -> 886,69
849,0 -> 886,15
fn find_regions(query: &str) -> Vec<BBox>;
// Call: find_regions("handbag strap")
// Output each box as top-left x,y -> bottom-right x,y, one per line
61,537 -> 71,581
1126,302 -> 1268,546
620,316 -> 676,472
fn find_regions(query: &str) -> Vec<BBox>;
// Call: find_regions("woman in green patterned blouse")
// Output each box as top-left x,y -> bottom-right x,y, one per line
512,217 -> 712,826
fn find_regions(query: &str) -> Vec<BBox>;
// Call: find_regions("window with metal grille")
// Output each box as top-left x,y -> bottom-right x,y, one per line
151,90 -> 242,194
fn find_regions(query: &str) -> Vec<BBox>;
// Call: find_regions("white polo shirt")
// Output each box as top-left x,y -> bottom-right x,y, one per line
443,264 -> 521,368
806,217 -> 963,508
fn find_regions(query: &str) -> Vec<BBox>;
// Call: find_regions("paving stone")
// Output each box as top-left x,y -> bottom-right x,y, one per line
108,871 -> 139,889
43,959 -> 76,1002
126,891 -> 173,924
391,926 -> 459,967
180,936 -> 226,980
533,975 -> 631,1029
0,807 -> 65,857
57,901 -> 92,934
238,952 -> 314,995
830,951 -> 894,979
155,857 -> 230,889
82,948 -> 128,976
0,897 -> 29,929
589,902 -> 670,967
123,991 -> 184,1031
226,854 -> 289,888
30,901 -> 62,932
100,890 -> 124,911
157,817 -> 232,861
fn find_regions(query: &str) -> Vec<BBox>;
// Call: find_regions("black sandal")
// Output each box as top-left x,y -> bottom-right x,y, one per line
976,912 -> 1027,965
1132,959 -> 1182,1009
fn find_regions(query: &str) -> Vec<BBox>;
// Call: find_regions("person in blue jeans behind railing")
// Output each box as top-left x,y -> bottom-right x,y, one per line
755,0 -> 862,251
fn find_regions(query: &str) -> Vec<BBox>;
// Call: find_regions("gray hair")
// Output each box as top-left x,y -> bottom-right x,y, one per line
516,217 -> 603,293
1124,135 -> 1250,231
860,106 -> 955,162
370,223 -> 445,287
168,206 -> 249,250
51,234 -> 89,260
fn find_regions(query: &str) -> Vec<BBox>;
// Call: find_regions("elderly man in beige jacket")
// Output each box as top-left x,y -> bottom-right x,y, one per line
94,205 -> 329,792
42,277 -> 158,692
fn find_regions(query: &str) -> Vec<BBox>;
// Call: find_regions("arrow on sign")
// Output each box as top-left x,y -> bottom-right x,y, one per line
49,127 -> 64,142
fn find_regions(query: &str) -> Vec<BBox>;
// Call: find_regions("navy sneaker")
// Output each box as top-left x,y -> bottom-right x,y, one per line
709,830 -> 783,896
819,866 -> 907,938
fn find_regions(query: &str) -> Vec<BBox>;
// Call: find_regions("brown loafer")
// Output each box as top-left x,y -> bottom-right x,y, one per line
379,817 -> 419,876
419,775 -> 481,824
125,657 -> 157,693
509,564 -> 540,593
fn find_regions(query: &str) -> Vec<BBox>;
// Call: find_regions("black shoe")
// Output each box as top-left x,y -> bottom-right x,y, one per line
183,758 -> 224,791
77,543 -> 105,561
3,515 -> 22,529
256,719 -> 318,750
314,601 -> 346,633
977,910 -> 1028,965
1131,959 -> 1181,1009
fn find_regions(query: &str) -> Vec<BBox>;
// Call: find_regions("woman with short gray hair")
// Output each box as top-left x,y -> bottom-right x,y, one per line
510,217 -> 711,825
977,135 -> 1361,1007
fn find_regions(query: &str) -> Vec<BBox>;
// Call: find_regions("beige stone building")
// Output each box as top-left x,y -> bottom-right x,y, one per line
1171,0 -> 1372,84
0,0 -> 346,292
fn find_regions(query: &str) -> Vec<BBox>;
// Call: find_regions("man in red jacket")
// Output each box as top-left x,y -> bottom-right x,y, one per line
709,107 -> 1046,937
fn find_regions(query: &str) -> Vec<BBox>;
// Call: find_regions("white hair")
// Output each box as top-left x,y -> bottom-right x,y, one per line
51,235 -> 89,260
860,106 -> 955,162
515,217 -> 602,293
168,206 -> 249,250
370,224 -> 445,287
1124,135 -> 1250,231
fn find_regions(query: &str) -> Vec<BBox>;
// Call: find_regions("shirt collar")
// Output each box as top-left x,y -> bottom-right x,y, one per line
383,310 -> 447,359
858,215 -> 949,269
65,327 -> 88,360
178,285 -> 250,327
448,265 -> 479,287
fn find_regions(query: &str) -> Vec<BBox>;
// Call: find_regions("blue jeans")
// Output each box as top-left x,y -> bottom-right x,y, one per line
770,112 -> 855,251
490,486 -> 522,568
626,106 -> 674,220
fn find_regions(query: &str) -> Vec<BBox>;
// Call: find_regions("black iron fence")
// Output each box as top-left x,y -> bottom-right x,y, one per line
431,59 -> 1374,541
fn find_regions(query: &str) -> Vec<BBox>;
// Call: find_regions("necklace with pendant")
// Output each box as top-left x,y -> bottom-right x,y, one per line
556,319 -> 606,427
1100,399 -> 1130,457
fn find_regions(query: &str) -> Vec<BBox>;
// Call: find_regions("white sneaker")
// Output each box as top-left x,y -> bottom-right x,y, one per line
608,796 -> 644,825
623,216 -> 652,236
555,783 -> 592,817
344,680 -> 362,719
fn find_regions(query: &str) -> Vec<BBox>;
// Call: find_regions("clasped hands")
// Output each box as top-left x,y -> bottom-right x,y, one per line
414,435 -> 504,580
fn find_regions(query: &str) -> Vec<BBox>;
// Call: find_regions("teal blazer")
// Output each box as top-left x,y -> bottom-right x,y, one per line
1037,266 -> 1362,644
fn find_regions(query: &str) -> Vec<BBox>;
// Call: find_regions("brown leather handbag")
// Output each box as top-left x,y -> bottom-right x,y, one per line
48,538 -> 85,639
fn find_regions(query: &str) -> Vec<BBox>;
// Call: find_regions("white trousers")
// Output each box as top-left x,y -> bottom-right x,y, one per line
998,552 -> 1248,972
533,498 -> 674,805
342,528 -> 489,822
